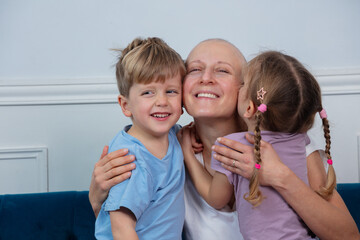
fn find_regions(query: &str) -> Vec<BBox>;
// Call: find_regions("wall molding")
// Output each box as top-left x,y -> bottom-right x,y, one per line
0,77 -> 118,106
314,68 -> 360,96
0,68 -> 359,106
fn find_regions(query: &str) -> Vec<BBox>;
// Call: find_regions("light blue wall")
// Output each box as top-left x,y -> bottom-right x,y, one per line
0,0 -> 359,193
1,0 -> 359,79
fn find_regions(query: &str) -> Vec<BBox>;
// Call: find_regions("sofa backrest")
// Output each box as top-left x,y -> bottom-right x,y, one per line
337,183 -> 360,230
0,184 -> 358,239
0,191 -> 95,240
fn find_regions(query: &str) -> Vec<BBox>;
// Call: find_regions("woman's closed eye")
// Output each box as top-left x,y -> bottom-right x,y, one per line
187,67 -> 202,73
216,68 -> 230,74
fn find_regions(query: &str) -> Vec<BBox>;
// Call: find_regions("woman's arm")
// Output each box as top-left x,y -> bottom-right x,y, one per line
177,126 -> 233,209
110,207 -> 138,240
277,151 -> 359,240
214,134 -> 359,240
89,146 -> 136,217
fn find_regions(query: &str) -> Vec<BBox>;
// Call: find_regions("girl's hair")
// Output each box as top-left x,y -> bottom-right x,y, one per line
243,51 -> 336,206
114,37 -> 186,97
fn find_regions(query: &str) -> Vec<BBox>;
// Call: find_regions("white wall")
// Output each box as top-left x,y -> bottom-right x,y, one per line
0,0 -> 359,194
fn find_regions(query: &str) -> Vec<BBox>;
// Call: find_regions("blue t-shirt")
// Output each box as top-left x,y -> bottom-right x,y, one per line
95,125 -> 185,240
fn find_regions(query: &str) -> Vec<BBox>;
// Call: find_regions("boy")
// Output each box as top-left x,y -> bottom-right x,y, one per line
95,37 -> 186,240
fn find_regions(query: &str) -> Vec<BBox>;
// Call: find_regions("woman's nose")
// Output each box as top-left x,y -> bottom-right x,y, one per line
200,69 -> 214,84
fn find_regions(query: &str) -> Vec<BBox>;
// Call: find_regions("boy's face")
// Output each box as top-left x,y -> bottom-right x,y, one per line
120,74 -> 182,138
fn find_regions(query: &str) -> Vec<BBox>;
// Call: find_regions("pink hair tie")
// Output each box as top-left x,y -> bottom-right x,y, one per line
255,163 -> 261,169
327,159 -> 333,165
258,104 -> 267,113
319,109 -> 327,119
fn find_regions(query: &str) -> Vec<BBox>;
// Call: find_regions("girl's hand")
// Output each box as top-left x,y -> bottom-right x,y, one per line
177,123 -> 196,157
178,122 -> 203,154
89,146 -> 136,217
213,133 -> 288,187
189,123 -> 204,154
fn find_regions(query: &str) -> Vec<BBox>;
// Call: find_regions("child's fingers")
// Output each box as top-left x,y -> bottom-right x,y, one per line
245,133 -> 255,144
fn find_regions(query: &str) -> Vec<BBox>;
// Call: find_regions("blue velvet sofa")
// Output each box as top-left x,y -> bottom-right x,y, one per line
0,184 -> 359,240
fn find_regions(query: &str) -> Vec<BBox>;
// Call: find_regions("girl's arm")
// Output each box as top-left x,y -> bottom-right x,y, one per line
89,146 -> 136,217
214,134 -> 359,240
110,207 -> 139,240
177,126 -> 233,209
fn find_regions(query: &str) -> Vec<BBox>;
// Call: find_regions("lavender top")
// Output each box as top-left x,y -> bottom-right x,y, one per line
212,131 -> 313,240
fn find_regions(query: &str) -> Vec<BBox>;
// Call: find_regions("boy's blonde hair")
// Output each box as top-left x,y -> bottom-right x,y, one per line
115,37 -> 186,97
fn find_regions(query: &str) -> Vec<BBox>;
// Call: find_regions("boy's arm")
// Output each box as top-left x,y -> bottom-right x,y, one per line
110,207 -> 139,240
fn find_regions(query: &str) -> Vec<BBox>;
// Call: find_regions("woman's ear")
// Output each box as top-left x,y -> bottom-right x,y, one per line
118,95 -> 132,117
243,100 -> 257,119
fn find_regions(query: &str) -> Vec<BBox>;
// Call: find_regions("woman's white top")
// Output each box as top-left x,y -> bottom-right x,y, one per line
183,152 -> 243,240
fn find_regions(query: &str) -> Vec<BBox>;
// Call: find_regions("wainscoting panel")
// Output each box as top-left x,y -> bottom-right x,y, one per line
0,147 -> 48,194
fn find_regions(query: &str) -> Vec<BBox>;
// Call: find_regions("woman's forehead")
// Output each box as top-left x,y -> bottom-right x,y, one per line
187,40 -> 245,67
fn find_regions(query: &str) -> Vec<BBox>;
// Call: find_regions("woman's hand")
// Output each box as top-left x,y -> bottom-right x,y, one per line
89,146 -> 136,217
213,133 -> 288,187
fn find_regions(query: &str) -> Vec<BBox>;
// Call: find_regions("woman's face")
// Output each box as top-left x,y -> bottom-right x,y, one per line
183,40 -> 244,120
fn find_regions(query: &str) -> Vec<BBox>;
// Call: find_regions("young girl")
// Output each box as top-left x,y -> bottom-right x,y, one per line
186,51 -> 336,239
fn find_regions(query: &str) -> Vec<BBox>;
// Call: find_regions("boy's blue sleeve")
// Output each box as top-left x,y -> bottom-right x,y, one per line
173,124 -> 182,134
103,159 -> 154,220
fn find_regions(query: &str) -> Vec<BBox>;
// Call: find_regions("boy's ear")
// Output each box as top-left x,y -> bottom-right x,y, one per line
118,95 -> 132,117
243,100 -> 257,119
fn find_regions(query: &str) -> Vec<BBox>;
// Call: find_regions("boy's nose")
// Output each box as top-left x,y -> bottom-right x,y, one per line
155,94 -> 168,106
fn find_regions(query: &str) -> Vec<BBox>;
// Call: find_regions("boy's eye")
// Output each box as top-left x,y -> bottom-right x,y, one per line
141,91 -> 154,96
167,90 -> 179,95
